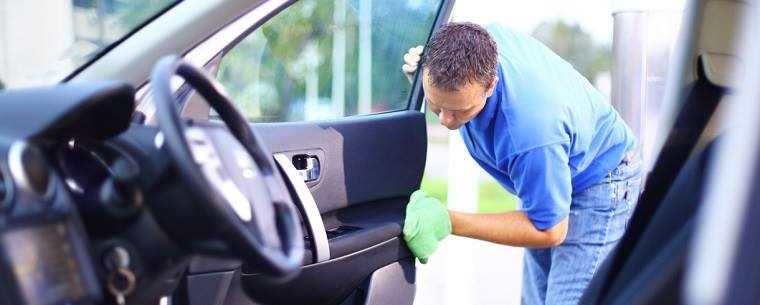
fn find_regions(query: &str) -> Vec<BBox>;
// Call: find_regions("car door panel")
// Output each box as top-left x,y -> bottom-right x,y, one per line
234,110 -> 425,305
254,110 -> 427,214
242,240 -> 414,305
178,0 -> 455,302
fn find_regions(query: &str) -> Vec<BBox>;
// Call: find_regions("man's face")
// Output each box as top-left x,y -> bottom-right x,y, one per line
423,70 -> 497,130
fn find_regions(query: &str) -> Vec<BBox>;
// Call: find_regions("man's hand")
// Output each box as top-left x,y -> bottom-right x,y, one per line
403,190 -> 451,263
402,45 -> 424,83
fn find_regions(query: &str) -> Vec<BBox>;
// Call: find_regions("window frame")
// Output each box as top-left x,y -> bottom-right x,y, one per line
409,0 -> 456,112
134,0 -> 295,124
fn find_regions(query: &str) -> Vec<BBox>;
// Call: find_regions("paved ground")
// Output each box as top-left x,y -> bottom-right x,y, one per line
414,237 -> 524,305
414,131 -> 524,305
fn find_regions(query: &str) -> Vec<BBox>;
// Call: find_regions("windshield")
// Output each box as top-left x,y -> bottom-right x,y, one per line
0,0 -> 178,90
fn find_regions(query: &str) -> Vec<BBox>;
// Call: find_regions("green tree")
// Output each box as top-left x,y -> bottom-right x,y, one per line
531,20 -> 611,83
112,0 -> 176,30
217,0 -> 440,122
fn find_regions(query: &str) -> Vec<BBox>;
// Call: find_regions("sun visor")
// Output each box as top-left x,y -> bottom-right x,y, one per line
0,81 -> 136,141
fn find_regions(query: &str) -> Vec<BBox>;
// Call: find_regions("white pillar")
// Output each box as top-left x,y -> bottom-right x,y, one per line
611,0 -> 685,172
331,0 -> 347,117
250,32 -> 267,118
446,131 -> 479,213
357,0 -> 372,114
442,130 -> 479,305
0,0 -> 74,88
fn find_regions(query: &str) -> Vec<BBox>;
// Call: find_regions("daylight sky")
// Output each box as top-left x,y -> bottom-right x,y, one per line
451,0 -> 687,46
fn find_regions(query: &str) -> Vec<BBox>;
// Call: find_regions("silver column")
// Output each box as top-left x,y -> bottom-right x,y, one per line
611,5 -> 683,171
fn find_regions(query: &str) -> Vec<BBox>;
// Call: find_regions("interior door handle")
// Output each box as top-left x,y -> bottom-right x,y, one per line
273,153 -> 330,263
293,154 -> 320,182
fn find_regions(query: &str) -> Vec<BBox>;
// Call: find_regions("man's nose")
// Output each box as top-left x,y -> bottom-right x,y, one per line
439,110 -> 453,125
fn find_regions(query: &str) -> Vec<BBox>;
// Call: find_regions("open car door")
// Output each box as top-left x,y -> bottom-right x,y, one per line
173,1 -> 455,304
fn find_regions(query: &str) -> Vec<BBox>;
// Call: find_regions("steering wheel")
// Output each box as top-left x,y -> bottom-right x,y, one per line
150,56 -> 303,278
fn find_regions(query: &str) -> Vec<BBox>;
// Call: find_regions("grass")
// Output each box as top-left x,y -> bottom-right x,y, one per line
420,176 -> 518,213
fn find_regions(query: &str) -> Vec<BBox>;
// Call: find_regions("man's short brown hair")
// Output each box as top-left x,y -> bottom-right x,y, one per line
422,22 -> 499,91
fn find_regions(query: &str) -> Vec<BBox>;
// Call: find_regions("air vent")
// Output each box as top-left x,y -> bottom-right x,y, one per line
8,141 -> 52,198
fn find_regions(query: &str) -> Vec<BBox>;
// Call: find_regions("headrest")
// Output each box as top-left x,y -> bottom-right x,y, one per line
701,53 -> 741,88
697,0 -> 747,87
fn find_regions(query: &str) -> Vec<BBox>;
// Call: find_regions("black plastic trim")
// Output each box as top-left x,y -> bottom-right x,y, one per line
241,237 -> 412,305
407,0 -> 456,111
0,81 -> 136,140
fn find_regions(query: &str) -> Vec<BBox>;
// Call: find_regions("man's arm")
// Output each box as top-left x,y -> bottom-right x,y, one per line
449,210 -> 568,248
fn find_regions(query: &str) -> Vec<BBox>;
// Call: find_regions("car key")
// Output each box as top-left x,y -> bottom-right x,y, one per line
107,267 -> 136,305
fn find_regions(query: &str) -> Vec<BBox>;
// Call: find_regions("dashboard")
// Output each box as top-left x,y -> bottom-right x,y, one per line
0,141 -> 101,305
0,74 -> 304,304
55,139 -> 142,223
57,140 -> 113,201
0,81 -> 139,305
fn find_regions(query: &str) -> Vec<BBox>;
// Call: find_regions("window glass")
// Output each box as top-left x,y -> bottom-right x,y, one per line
217,0 -> 441,122
0,0 -> 178,89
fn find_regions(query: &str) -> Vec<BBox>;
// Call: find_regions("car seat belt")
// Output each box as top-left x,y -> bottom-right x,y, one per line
596,56 -> 727,302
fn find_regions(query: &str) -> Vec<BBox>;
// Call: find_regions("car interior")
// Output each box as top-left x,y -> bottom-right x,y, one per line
0,0 -> 755,305
580,0 -> 745,304
0,1 -> 455,305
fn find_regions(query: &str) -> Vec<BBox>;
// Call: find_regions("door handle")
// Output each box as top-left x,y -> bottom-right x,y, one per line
273,154 -> 330,263
293,154 -> 320,182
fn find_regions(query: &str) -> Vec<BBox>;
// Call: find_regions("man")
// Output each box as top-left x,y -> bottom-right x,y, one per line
401,23 -> 642,305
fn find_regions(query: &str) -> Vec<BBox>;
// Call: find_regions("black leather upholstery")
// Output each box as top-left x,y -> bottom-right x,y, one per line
580,57 -> 726,305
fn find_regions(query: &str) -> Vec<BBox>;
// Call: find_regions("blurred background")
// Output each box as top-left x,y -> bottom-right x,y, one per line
415,1 -> 684,304
0,0 -> 686,304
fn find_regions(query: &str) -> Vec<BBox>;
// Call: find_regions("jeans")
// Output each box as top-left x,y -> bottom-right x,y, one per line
521,152 -> 642,305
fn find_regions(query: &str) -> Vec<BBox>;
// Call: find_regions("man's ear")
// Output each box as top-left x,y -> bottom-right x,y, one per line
485,76 -> 498,97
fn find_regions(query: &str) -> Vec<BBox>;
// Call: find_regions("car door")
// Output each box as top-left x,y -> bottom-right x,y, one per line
175,1 -> 454,305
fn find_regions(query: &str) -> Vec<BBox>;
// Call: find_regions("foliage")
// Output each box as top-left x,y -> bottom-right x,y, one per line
70,0 -> 176,53
421,177 -> 518,213
478,179 -> 518,213
531,20 -> 612,84
217,0 -> 440,122
112,0 -> 176,31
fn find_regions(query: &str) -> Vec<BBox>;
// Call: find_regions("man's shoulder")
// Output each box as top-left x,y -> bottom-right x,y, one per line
492,98 -> 570,159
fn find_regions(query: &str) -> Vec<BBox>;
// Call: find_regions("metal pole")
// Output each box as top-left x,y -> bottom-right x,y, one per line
305,43 -> 320,120
331,0 -> 346,117
358,0 -> 372,114
611,0 -> 684,172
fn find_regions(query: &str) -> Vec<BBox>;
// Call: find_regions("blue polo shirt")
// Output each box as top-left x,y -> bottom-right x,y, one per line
460,26 -> 636,230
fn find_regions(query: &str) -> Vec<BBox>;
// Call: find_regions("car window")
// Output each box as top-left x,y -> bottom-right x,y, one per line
216,0 -> 442,123
0,0 -> 179,89
0,0 -> 178,89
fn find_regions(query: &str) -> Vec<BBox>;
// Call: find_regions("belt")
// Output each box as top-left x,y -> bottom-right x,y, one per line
621,149 -> 639,165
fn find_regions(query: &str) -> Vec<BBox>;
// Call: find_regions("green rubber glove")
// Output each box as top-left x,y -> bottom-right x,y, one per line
403,190 -> 452,264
